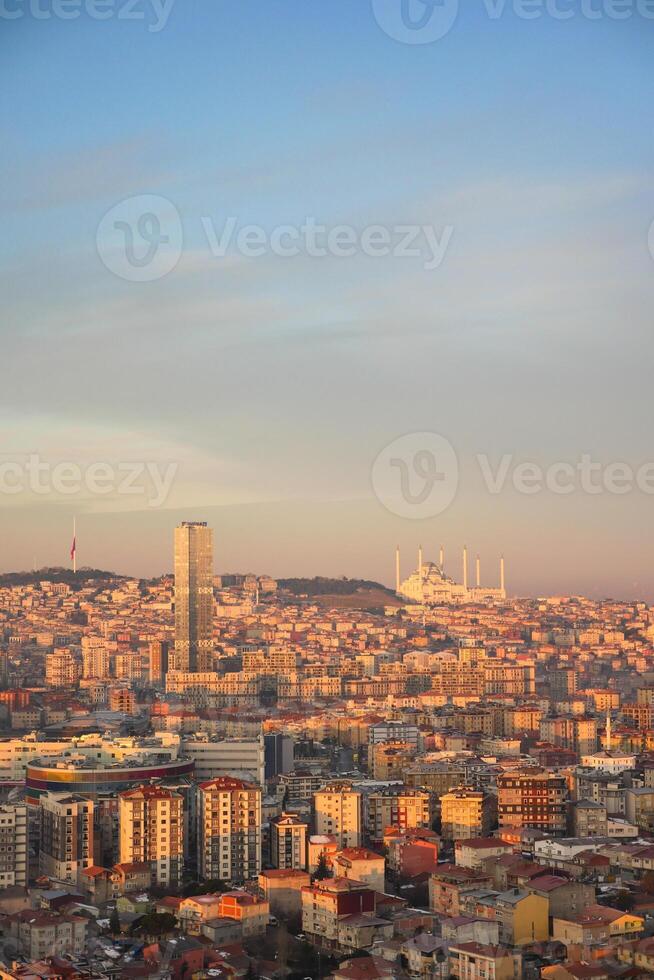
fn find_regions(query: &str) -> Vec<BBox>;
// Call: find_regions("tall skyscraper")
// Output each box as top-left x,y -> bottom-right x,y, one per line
173,521 -> 214,673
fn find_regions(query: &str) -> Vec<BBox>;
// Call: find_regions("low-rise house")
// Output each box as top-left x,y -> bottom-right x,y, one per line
301,877 -> 390,953
384,827 -> 439,878
541,963 -> 612,980
330,955 -> 402,979
111,861 -> 151,895
440,914 -> 500,946
617,936 -> 654,972
448,942 -> 521,980
258,868 -> 310,921
333,848 -> 386,892
455,837 -> 514,870
429,864 -> 491,916
216,891 -> 269,936
402,934 -> 447,978
472,888 -> 549,945
574,903 -> 643,941
524,876 -> 595,921
178,893 -> 224,934
4,910 -> 87,960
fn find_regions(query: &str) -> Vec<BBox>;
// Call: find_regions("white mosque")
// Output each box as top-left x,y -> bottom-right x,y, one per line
396,545 -> 506,605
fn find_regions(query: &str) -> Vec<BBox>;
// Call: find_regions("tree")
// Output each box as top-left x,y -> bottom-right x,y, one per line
109,907 -> 121,936
132,912 -> 178,937
314,850 -> 330,881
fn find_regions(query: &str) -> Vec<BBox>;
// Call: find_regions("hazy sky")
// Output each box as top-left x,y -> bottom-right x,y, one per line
2,2 -> 654,599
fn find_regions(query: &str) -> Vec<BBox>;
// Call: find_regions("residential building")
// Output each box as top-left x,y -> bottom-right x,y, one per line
0,803 -> 27,887
39,793 -> 93,886
365,787 -> 434,844
197,776 -> 262,882
497,769 -> 568,834
449,942 -> 521,980
332,847 -> 386,892
271,812 -> 307,870
313,781 -> 363,848
118,785 -> 183,887
441,787 -> 494,840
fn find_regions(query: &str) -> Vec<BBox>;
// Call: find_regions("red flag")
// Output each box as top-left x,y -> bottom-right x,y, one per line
70,536 -> 76,562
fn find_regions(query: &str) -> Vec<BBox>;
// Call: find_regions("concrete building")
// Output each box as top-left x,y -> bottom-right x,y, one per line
313,781 -> 363,849
149,639 -> 169,684
118,785 -> 184,888
259,868 -> 310,922
449,942 -> 521,980
264,732 -> 294,779
497,769 -> 567,834
5,910 -> 87,961
39,793 -> 93,885
365,787 -> 434,844
173,521 -> 214,673
197,776 -> 262,882
44,650 -> 79,689
332,847 -> 386,892
441,787 -> 494,841
370,741 -> 415,781
182,733 -> 265,784
0,803 -> 27,887
271,812 -> 307,870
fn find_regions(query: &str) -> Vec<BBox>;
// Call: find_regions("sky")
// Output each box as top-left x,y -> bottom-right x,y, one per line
2,0 -> 654,599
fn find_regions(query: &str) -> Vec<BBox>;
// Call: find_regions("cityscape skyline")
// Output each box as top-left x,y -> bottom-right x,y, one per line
3,5 -> 654,604
0,510 -> 650,604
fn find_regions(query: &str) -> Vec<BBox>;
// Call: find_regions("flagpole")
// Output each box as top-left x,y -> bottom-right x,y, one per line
73,517 -> 76,574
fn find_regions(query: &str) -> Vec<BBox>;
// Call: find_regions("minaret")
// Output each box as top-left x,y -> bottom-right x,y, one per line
439,544 -> 444,570
463,546 -> 468,591
395,546 -> 401,593
418,545 -> 423,578
500,555 -> 505,594
476,554 -> 481,588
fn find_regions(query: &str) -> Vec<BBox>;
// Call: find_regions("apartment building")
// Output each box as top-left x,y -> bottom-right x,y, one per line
497,769 -> 568,834
313,782 -> 363,848
39,793 -> 94,885
0,803 -> 27,887
118,785 -> 184,887
441,787 -> 495,841
271,812 -> 307,870
197,776 -> 262,882
44,649 -> 79,688
365,787 -> 434,844
5,910 -> 87,960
